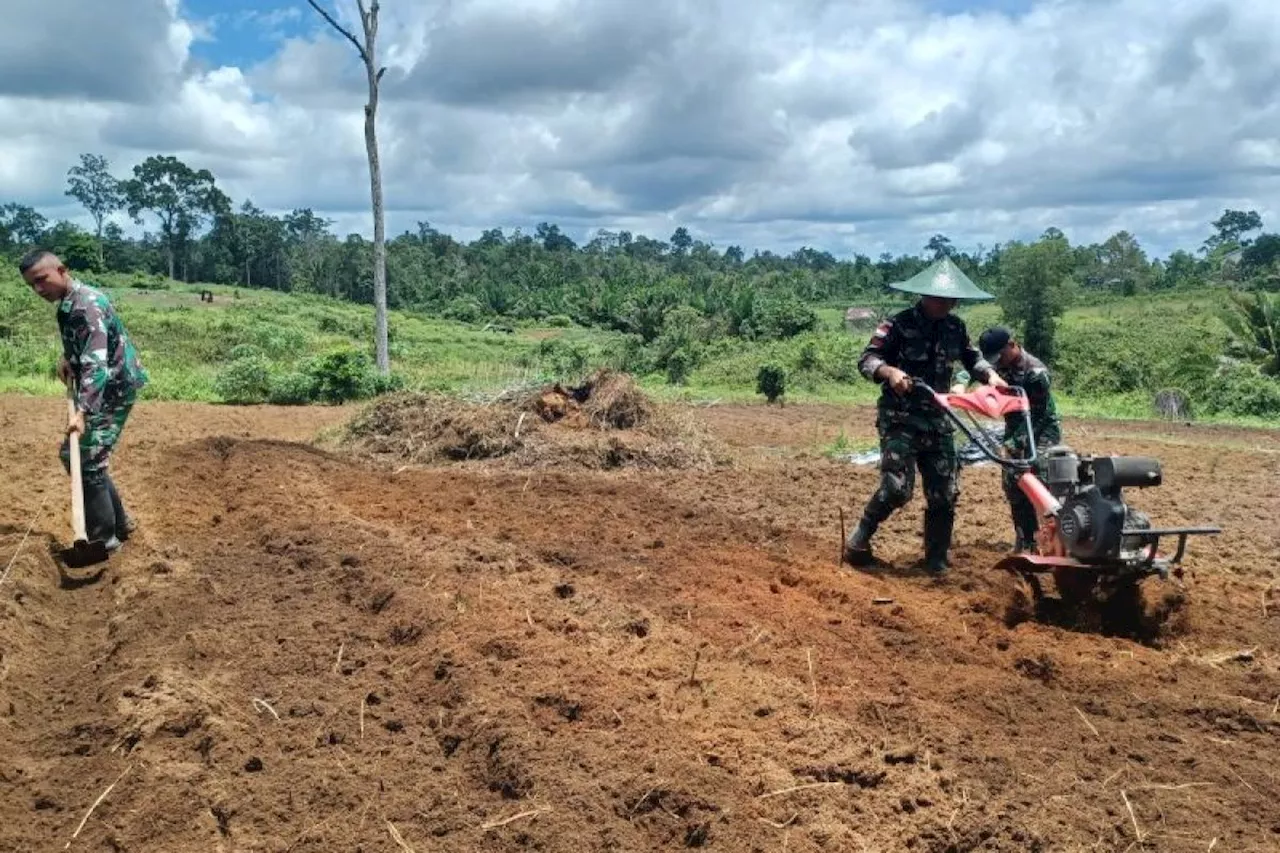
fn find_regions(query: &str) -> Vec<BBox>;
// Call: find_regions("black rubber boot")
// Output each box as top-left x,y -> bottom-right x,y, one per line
105,475 -> 136,542
83,478 -> 123,553
923,506 -> 953,575
843,519 -> 877,567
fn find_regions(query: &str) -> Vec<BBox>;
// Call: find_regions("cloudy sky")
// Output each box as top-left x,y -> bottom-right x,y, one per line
3,0 -> 1278,259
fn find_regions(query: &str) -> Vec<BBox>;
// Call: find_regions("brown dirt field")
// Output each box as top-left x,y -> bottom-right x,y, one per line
2,394 -> 1278,852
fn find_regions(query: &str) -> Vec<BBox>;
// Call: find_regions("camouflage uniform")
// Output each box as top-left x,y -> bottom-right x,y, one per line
993,349 -> 1061,550
57,279 -> 148,547
851,303 -> 997,571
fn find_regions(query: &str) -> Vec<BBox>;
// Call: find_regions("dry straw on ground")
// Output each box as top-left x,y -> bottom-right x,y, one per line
342,369 -> 731,471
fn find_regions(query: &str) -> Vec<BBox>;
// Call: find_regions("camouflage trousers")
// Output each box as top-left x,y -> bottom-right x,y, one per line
59,398 -> 134,486
858,412 -> 959,561
1001,442 -> 1052,546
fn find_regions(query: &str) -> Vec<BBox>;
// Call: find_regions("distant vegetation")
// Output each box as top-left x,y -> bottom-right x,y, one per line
2,153 -> 1279,422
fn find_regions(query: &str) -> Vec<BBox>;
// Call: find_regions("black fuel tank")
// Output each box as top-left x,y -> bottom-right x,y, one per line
1091,456 -> 1162,490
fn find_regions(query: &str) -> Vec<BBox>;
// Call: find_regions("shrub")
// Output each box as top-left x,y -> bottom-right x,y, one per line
214,353 -> 273,404
227,343 -> 264,362
1053,318 -> 1221,400
526,337 -> 596,378
373,371 -> 407,395
317,315 -> 343,333
240,359 -> 400,407
652,305 -> 710,383
1198,363 -> 1280,418
796,339 -> 820,371
267,372 -> 316,405
441,296 -> 486,324
599,333 -> 652,376
304,347 -> 378,404
665,347 -> 695,384
818,335 -> 865,384
248,324 -> 309,360
757,363 -> 787,404
129,275 -> 169,291
747,293 -> 818,340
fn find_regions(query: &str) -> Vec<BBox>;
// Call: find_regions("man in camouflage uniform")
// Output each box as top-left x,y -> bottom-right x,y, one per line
978,326 -> 1063,554
844,259 -> 1006,575
20,250 -> 148,553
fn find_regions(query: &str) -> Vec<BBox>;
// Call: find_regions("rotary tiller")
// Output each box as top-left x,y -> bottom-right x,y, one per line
911,379 -> 1222,604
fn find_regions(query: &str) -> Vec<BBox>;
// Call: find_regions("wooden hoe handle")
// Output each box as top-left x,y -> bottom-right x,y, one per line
67,392 -> 88,543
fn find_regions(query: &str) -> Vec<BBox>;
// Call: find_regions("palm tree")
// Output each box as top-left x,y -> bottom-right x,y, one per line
1218,290 -> 1279,376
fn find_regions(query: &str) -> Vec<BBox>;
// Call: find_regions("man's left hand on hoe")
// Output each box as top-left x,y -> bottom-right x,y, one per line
61,357 -> 84,434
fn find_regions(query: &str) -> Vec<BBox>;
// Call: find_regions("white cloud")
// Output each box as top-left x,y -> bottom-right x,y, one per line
0,0 -> 188,103
1,0 -> 1278,259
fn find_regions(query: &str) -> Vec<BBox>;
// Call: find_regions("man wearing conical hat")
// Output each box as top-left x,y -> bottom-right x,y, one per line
844,258 -> 1006,575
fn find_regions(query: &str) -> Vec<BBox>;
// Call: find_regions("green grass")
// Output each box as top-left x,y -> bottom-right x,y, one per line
0,273 -> 625,402
0,375 -> 63,396
2,270 -> 1275,430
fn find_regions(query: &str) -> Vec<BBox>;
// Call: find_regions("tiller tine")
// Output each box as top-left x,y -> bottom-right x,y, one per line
993,553 -> 1091,575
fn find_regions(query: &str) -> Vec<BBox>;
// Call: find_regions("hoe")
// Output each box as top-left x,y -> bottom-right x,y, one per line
913,379 -> 1222,606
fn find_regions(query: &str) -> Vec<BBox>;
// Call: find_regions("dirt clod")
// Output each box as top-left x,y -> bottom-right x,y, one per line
1014,654 -> 1057,683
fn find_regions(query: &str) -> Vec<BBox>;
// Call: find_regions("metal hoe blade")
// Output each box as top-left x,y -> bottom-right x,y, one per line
60,537 -> 110,570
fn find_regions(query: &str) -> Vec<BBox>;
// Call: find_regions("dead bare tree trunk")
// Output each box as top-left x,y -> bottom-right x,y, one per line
305,0 -> 390,375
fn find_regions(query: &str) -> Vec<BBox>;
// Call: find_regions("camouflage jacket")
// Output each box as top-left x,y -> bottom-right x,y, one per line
858,303 -> 995,425
57,279 -> 148,414
994,349 -> 1061,455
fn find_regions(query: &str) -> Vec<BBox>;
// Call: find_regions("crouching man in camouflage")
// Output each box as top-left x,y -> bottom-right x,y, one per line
20,250 -> 148,553
844,259 -> 1005,575
977,326 -> 1062,554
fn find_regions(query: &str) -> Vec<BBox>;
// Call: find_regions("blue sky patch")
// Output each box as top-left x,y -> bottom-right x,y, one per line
921,0 -> 1036,16
184,0 -> 312,67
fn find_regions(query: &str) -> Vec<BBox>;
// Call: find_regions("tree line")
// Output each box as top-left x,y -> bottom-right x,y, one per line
4,153 -> 1279,367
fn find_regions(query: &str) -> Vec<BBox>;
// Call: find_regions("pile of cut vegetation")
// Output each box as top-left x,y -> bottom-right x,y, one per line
342,369 -> 730,470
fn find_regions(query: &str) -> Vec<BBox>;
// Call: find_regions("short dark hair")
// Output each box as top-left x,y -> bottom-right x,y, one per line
17,249 -> 59,274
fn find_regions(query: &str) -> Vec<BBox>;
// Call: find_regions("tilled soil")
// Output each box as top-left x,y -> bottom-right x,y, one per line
1,395 -> 1278,852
